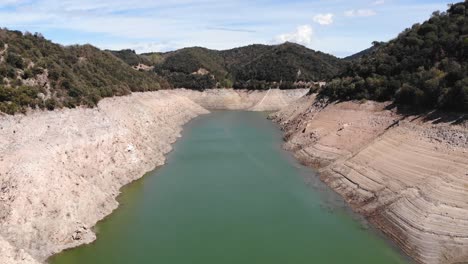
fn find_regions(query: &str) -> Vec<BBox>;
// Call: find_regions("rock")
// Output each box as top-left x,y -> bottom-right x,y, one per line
271,94 -> 468,264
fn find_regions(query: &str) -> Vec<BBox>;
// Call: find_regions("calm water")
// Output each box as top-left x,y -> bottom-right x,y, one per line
50,111 -> 410,264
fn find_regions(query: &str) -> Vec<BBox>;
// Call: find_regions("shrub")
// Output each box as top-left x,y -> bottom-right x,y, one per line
44,98 -> 58,110
6,52 -> 24,69
21,69 -> 33,79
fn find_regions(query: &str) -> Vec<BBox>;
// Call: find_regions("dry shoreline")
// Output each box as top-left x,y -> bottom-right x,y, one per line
0,91 -> 209,264
0,89 -> 307,264
1,88 -> 466,264
270,94 -> 468,264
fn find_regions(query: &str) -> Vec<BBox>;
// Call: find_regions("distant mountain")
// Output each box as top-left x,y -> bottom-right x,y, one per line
123,42 -> 345,90
230,42 -> 343,88
4,2 -> 465,114
321,1 -> 468,112
343,45 -> 379,61
0,29 -> 167,114
108,49 -> 153,66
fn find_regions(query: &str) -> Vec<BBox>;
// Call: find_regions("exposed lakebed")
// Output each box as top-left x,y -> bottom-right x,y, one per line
50,111 -> 410,264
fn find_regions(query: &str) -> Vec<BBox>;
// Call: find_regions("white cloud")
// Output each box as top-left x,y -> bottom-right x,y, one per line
0,0 -> 453,55
313,13 -> 334,25
344,9 -> 377,17
275,25 -> 313,46
372,0 -> 385,5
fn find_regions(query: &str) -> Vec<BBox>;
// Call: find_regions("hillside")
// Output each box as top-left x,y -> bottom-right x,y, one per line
343,44 -> 379,61
142,42 -> 344,90
0,29 -> 167,114
231,42 -> 343,88
108,49 -> 153,66
320,1 -> 468,112
152,47 -> 227,90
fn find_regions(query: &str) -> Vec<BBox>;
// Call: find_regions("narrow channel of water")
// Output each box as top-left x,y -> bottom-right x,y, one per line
50,111 -> 410,264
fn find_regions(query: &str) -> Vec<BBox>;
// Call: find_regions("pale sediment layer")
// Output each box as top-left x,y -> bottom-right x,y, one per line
168,88 -> 309,111
0,88 -> 305,264
271,95 -> 468,264
0,91 -> 209,264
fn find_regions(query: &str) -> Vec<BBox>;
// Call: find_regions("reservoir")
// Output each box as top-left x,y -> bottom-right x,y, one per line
50,111 -> 409,264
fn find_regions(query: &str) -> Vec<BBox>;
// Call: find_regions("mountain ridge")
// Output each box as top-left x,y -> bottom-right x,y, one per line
111,42 -> 344,90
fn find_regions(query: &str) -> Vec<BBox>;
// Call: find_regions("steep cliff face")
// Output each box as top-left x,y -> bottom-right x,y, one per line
0,92 -> 208,264
271,95 -> 468,264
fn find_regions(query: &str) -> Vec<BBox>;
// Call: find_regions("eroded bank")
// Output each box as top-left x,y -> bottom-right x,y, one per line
0,89 -> 307,264
270,94 -> 468,264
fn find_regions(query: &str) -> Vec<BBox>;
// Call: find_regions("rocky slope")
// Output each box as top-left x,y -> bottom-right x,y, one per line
0,91 -> 209,264
271,95 -> 468,264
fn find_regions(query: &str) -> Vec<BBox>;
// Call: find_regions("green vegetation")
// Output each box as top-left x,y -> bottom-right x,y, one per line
343,44 -> 379,61
152,47 -> 225,90
320,2 -> 468,112
0,85 -> 43,114
140,52 -> 166,65
143,42 -> 344,90
2,1 -> 467,114
0,29 -> 166,114
108,49 -> 152,66
232,43 -> 342,84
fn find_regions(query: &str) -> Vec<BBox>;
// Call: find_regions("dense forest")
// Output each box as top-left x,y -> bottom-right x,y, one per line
108,49 -> 153,66
0,29 -> 167,114
320,1 -> 468,112
143,42 -> 344,90
343,45 -> 379,61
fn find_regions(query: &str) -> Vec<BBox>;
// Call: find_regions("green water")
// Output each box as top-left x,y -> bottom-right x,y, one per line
50,111 -> 410,264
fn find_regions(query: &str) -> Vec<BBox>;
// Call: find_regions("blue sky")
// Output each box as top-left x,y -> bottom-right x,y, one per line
0,0 -> 454,57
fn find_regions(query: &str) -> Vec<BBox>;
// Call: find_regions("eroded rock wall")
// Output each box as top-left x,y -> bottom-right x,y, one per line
0,91 -> 209,264
271,95 -> 468,264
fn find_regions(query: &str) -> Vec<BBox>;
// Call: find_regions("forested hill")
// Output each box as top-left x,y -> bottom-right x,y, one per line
320,1 -> 468,112
0,29 -> 167,114
343,45 -> 379,61
2,2 -> 467,114
126,42 -> 344,90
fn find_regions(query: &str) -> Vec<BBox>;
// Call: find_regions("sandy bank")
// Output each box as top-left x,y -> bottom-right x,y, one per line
271,95 -> 468,264
0,91 -> 209,264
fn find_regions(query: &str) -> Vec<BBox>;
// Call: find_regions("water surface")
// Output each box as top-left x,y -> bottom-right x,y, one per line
51,111 -> 409,264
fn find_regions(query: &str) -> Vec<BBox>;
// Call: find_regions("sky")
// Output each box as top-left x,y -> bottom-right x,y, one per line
0,0 -> 455,57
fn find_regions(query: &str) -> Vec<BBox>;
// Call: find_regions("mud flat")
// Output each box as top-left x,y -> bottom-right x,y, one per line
271,94 -> 468,264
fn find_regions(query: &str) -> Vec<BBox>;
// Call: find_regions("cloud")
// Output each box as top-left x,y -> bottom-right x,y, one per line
344,9 -> 377,17
372,0 -> 385,5
275,25 -> 313,46
0,0 -> 455,55
313,13 -> 334,25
